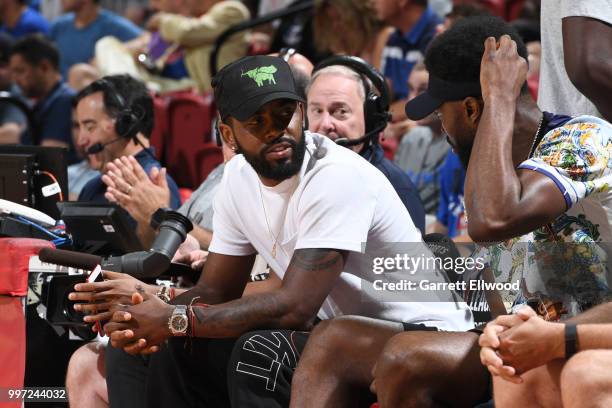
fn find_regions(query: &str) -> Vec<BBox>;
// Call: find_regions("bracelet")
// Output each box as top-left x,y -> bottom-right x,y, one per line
187,298 -> 209,338
156,285 -> 171,303
565,323 -> 578,359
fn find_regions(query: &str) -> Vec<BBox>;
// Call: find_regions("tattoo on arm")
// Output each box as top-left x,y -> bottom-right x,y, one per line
189,248 -> 346,338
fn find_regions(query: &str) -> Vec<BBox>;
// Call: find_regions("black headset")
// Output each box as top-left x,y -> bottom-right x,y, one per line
97,78 -> 143,141
311,55 -> 391,148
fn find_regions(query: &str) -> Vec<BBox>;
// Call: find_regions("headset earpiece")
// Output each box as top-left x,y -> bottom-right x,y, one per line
312,56 -> 390,144
97,78 -> 142,141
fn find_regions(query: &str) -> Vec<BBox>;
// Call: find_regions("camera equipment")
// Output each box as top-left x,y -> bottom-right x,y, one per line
0,145 -> 68,220
37,209 -> 193,336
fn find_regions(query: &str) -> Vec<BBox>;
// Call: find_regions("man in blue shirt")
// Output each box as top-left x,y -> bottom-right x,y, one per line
74,74 -> 181,243
307,60 -> 426,233
0,0 -> 49,38
9,35 -> 78,162
376,0 -> 440,103
50,0 -> 141,77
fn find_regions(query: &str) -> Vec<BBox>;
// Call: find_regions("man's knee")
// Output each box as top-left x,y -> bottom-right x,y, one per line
67,343 -> 105,386
561,350 -> 612,404
374,331 -> 486,407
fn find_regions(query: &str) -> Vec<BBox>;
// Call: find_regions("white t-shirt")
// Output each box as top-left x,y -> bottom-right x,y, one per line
210,132 -> 474,331
538,0 -> 612,117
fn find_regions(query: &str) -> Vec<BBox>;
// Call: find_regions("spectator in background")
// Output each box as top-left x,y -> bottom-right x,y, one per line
0,0 -> 49,37
313,0 -> 392,70
74,75 -> 181,239
392,62 -> 449,216
89,0 -> 195,93
428,150 -> 468,240
50,0 -> 142,77
375,0 -> 440,120
67,72 -> 98,200
306,59 -> 426,232
67,98 -> 98,200
538,0 -> 612,122
0,33 -> 27,144
144,0 -> 250,92
9,35 -> 78,163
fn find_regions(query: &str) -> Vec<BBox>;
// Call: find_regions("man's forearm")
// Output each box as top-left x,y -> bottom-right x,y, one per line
465,98 -> 520,240
190,225 -> 213,249
189,290 -> 311,338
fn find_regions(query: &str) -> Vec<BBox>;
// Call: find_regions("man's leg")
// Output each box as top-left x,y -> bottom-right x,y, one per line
493,360 -> 564,408
66,342 -> 108,408
290,316 -> 406,408
145,337 -> 238,408
105,345 -> 150,408
228,329 -> 309,408
561,350 -> 612,408
373,331 -> 489,408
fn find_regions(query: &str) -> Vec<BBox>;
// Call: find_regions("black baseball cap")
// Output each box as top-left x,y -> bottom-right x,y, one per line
211,55 -> 305,121
404,75 -> 481,120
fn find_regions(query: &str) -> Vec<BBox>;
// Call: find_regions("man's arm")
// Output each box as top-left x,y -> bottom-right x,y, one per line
186,248 -> 347,337
158,2 -> 249,47
562,16 -> 612,122
0,123 -> 22,144
465,36 -> 567,242
190,225 -> 213,249
105,248 -> 347,348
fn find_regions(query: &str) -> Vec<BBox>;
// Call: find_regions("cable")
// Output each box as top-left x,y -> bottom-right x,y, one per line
15,215 -> 62,240
37,170 -> 64,201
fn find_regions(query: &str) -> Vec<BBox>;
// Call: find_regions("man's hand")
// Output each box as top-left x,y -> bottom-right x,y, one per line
102,156 -> 171,225
480,35 -> 528,104
171,233 -> 201,262
104,292 -> 174,354
69,271 -> 156,325
496,314 -> 565,376
173,249 -> 208,271
478,306 -> 536,383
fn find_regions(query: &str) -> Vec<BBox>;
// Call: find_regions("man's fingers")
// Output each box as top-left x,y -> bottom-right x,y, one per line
106,187 -> 130,205
516,306 -> 537,319
129,156 -> 150,181
124,338 -> 149,355
109,329 -> 135,348
492,314 -> 525,328
101,174 -> 116,189
480,346 -> 503,368
101,271 -> 129,280
484,36 -> 497,56
83,310 -> 114,323
75,302 -> 112,313
140,345 -> 160,355
118,157 -> 140,185
479,324 -> 503,348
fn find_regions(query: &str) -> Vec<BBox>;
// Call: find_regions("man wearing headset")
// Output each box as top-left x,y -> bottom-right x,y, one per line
306,56 -> 426,232
75,74 -> 181,231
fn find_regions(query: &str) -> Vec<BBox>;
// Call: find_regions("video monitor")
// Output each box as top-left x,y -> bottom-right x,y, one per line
57,202 -> 142,256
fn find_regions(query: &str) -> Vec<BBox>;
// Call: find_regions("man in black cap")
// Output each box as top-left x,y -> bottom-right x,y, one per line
291,14 -> 612,408
84,54 -> 471,407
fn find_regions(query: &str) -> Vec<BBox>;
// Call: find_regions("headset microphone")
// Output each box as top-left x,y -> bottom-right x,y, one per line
86,137 -> 124,155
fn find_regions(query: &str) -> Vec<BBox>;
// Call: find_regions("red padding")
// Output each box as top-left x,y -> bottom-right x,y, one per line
0,296 -> 26,407
0,238 -> 54,296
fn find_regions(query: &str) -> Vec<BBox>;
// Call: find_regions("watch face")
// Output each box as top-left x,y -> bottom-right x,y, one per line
171,315 -> 188,333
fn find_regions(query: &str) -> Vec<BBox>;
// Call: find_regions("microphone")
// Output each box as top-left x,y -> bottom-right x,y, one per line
86,137 -> 123,155
39,248 -> 102,270
335,133 -> 372,147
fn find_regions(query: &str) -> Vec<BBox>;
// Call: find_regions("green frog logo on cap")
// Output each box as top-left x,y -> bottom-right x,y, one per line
241,65 -> 278,87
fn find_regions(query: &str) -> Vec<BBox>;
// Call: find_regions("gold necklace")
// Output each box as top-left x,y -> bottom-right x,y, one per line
258,181 -> 289,259
527,113 -> 545,160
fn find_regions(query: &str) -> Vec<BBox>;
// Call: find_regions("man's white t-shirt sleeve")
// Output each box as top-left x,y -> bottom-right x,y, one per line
209,181 -> 256,256
294,163 -> 378,252
561,0 -> 612,23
